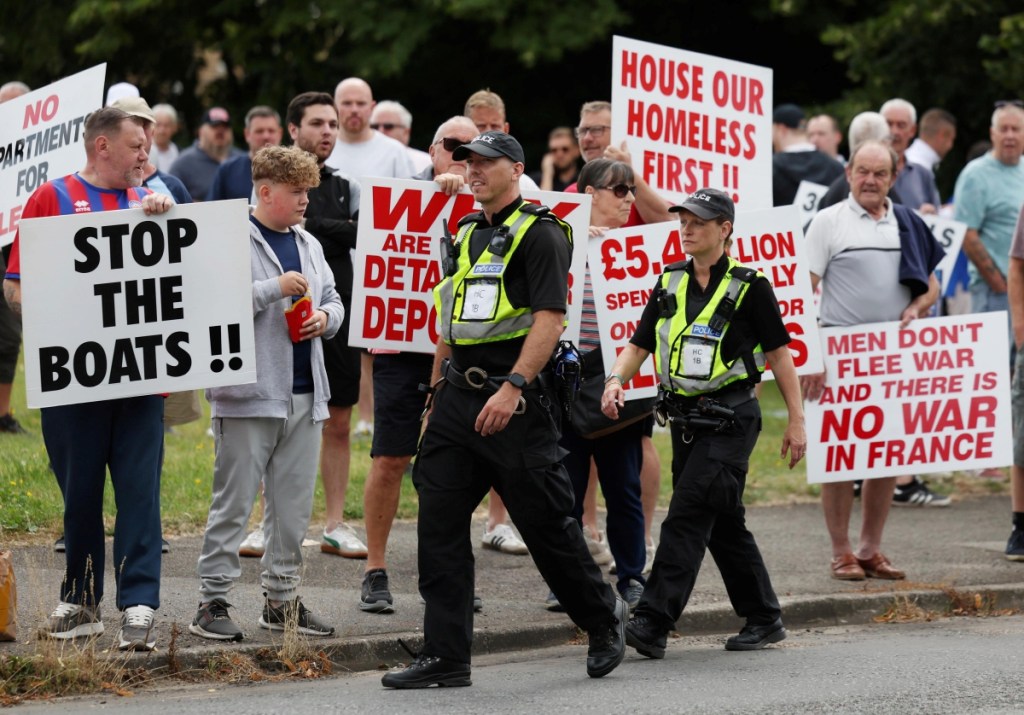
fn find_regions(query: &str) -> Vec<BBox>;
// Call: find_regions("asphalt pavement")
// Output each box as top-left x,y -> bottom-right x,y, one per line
5,493 -> 1024,674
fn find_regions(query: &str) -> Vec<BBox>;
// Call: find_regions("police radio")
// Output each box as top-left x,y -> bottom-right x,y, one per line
439,223 -> 459,277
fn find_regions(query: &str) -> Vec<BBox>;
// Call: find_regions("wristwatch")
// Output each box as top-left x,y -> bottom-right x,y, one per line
507,373 -> 528,390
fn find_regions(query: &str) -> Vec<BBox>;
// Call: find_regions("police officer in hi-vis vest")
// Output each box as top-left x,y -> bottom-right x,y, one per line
381,132 -> 628,689
601,187 -> 807,658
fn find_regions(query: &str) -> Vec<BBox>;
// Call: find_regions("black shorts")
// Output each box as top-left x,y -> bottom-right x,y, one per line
0,297 -> 20,384
641,414 -> 655,439
323,294 -> 360,407
370,352 -> 434,457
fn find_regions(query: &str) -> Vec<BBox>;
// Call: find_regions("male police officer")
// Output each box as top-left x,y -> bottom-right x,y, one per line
381,131 -> 627,688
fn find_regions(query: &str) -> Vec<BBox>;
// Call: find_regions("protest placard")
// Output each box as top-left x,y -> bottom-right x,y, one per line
0,65 -> 105,247
349,178 -> 591,353
805,312 -> 1011,484
793,180 -> 827,229
611,36 -> 772,209
588,205 -> 820,399
917,213 -> 966,295
18,199 -> 256,407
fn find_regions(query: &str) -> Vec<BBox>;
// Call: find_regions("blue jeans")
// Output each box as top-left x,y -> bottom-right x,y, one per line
969,282 -> 1014,366
42,395 -> 164,609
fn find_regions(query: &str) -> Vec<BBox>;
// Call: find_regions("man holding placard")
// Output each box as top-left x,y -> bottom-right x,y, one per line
802,140 -> 944,581
3,106 -> 175,650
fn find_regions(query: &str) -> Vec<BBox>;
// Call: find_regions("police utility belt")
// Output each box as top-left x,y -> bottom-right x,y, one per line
436,358 -> 553,415
655,387 -> 755,437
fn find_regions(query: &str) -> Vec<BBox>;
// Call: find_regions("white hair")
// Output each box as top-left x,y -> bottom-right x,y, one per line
372,100 -> 412,128
880,98 -> 917,125
848,112 -> 890,155
431,115 -> 478,144
152,103 -> 179,123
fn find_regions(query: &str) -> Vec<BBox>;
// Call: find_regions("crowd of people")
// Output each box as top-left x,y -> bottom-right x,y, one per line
2,72 -> 1024,688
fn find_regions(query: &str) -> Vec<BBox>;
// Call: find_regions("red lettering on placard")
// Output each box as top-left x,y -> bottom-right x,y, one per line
23,94 -> 60,129
902,396 -> 997,434
821,406 -> 884,441
827,332 -> 886,354
363,296 -> 437,344
0,204 -> 23,236
836,354 -> 901,378
363,254 -> 441,292
867,432 -> 993,468
619,50 -> 704,101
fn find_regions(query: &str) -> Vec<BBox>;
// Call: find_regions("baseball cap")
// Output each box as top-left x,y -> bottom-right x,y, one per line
668,188 -> 735,222
772,103 -> 805,129
451,131 -> 525,164
111,96 -> 155,123
201,107 -> 231,126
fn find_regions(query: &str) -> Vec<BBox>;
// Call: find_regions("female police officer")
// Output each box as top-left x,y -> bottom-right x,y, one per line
600,187 -> 806,657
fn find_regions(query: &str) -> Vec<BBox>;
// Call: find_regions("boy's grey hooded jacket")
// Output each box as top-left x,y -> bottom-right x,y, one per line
206,221 -> 343,422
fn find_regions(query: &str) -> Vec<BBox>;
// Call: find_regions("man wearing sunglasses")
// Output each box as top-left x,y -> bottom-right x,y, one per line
529,126 -> 582,192
370,100 -> 431,174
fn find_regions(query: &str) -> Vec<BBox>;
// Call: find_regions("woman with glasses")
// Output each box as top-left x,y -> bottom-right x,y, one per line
549,158 -> 649,612
601,187 -> 806,657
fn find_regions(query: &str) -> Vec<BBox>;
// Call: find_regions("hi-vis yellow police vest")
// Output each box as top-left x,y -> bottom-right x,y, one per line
434,201 -> 572,345
654,257 -> 766,396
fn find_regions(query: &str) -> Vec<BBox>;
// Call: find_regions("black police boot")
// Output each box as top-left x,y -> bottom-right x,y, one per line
725,617 -> 787,651
586,595 -> 627,678
381,640 -> 471,689
625,615 -> 669,659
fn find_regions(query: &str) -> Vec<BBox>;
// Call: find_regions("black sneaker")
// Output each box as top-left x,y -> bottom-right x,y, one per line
625,615 -> 668,659
53,536 -> 65,553
189,599 -> 244,641
1006,528 -> 1024,562
892,476 -> 951,507
620,579 -> 644,612
586,595 -> 627,678
381,640 -> 471,689
0,413 -> 27,434
259,597 -> 335,637
725,618 -> 787,651
360,569 -> 395,614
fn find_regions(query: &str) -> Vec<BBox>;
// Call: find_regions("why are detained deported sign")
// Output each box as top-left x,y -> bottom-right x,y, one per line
611,37 -> 772,210
587,205 -> 821,400
348,178 -> 591,353
0,64 -> 106,247
19,200 -> 256,407
804,312 -> 1011,484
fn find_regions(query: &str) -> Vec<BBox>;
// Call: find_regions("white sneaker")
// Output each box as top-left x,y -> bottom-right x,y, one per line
117,605 -> 156,651
321,523 -> 367,558
353,420 -> 374,439
584,529 -> 614,566
239,528 -> 265,558
481,523 -> 529,554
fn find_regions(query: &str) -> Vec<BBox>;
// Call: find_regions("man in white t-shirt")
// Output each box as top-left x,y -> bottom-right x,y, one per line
326,77 -> 414,180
